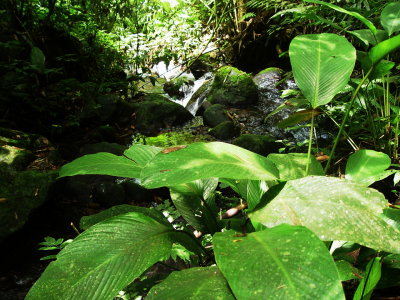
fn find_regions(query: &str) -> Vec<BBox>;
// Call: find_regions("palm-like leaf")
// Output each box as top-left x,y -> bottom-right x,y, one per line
289,33 -> 356,108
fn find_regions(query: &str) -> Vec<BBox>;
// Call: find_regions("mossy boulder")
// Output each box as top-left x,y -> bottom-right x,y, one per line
232,134 -> 282,156
133,95 -> 193,135
203,104 -> 231,127
163,76 -> 194,98
207,66 -> 259,107
0,168 -> 57,240
209,121 -> 240,140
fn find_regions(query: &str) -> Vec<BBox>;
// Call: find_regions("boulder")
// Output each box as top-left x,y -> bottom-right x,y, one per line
232,134 -> 282,156
203,104 -> 231,127
133,95 -> 193,135
207,66 -> 259,107
209,121 -> 240,140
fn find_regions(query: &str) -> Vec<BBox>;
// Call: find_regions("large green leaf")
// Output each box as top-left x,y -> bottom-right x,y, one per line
169,178 -> 220,233
250,176 -> 400,254
141,142 -> 279,188
289,33 -> 356,108
146,266 -> 235,300
381,2 -> 400,36
345,149 -> 393,186
59,144 -> 160,178
214,225 -> 345,299
304,0 -> 377,34
267,153 -> 323,180
26,211 -> 192,300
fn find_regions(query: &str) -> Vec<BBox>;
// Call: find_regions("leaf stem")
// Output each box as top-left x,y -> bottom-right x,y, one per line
324,68 -> 373,174
306,112 -> 315,176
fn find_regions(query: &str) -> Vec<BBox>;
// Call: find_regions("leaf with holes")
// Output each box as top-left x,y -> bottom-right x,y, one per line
250,176 -> 400,254
214,225 -> 345,299
146,266 -> 235,300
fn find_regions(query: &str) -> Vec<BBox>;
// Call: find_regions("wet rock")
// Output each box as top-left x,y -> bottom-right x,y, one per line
133,94 -> 193,135
253,67 -> 284,92
203,104 -> 231,127
233,134 -> 282,156
80,142 -> 127,156
207,66 -> 259,107
209,121 -> 240,140
185,79 -> 212,115
0,168 -> 57,240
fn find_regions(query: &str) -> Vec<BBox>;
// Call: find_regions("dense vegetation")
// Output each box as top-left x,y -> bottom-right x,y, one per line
2,0 -> 400,299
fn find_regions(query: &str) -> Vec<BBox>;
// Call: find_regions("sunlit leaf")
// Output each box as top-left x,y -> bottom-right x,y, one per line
345,149 -> 393,186
250,176 -> 400,254
214,225 -> 345,299
289,33 -> 356,108
146,266 -> 235,300
267,153 -> 324,180
141,142 -> 279,188
59,144 -> 160,178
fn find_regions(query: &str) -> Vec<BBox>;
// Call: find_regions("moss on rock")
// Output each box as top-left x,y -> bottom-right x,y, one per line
232,134 -> 282,156
209,121 -> 240,140
207,66 -> 259,107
